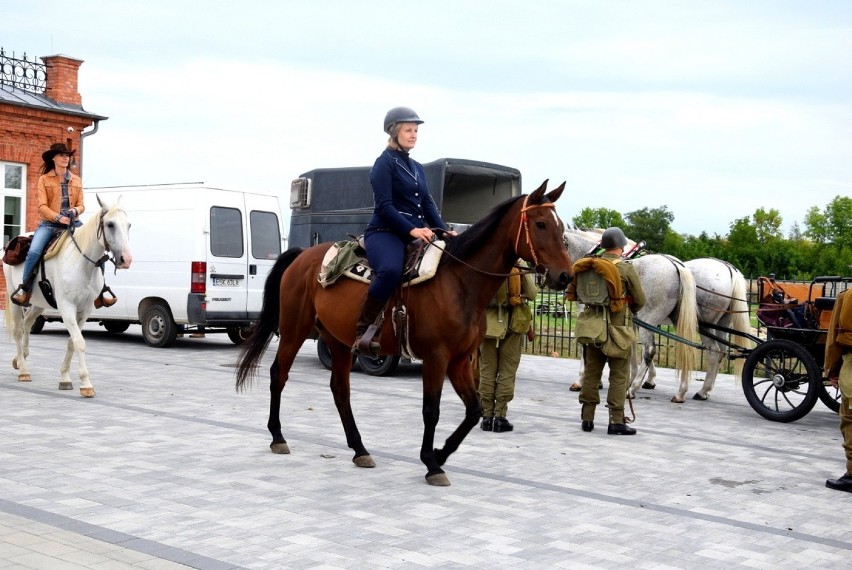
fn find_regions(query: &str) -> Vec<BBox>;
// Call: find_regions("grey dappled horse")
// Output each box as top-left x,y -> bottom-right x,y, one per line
563,229 -> 701,403
680,258 -> 751,400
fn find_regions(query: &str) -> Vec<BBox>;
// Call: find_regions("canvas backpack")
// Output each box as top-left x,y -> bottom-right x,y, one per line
574,258 -> 621,345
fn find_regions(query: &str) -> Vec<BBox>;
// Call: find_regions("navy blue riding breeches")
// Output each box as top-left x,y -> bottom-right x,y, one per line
364,230 -> 406,301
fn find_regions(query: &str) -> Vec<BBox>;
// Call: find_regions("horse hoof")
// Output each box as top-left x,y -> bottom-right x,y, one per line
58,381 -> 73,390
692,393 -> 708,401
80,387 -> 95,398
270,442 -> 290,454
17,374 -> 31,382
670,396 -> 685,403
353,454 -> 375,468
642,382 -> 656,390
12,358 -> 18,370
426,472 -> 451,486
569,383 -> 581,392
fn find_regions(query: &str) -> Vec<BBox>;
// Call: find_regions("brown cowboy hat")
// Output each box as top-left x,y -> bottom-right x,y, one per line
42,143 -> 76,162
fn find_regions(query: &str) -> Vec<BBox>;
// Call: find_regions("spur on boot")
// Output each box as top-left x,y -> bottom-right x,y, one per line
480,417 -> 493,431
607,423 -> 636,435
492,417 -> 514,432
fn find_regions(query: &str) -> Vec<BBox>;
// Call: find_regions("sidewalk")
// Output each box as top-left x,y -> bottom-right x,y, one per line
0,320 -> 848,569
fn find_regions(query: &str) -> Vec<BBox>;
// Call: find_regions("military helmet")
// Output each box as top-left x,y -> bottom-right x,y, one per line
600,227 -> 628,249
383,106 -> 424,134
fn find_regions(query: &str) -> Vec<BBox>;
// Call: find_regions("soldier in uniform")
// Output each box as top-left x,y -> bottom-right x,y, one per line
479,263 -> 538,433
825,288 -> 852,492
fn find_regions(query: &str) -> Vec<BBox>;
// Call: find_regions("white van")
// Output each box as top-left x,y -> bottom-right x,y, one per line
34,183 -> 285,347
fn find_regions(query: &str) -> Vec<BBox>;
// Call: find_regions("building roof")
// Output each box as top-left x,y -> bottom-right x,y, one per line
0,83 -> 108,121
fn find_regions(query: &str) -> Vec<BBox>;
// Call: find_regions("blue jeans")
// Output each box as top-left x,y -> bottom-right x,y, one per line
19,223 -> 62,289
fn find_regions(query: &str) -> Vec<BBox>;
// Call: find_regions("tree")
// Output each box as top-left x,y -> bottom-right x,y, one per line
752,208 -> 783,243
571,207 -> 625,230
624,206 -> 673,253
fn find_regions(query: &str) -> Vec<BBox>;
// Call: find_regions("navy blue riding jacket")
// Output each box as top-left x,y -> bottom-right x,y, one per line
365,149 -> 446,237
363,149 -> 447,300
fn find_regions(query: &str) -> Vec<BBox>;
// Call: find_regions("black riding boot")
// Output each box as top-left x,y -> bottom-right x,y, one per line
353,295 -> 386,354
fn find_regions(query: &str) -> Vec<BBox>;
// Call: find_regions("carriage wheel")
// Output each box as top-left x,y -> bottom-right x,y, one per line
357,353 -> 400,376
741,339 -> 820,422
818,380 -> 841,414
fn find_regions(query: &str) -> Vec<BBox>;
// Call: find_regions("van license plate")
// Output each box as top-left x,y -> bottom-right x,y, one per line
213,278 -> 240,287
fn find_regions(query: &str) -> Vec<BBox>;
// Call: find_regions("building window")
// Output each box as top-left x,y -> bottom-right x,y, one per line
1,161 -> 26,246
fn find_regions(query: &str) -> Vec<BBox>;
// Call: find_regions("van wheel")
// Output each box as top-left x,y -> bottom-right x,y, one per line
30,316 -> 46,334
103,321 -> 130,334
227,326 -> 252,345
142,304 -> 177,348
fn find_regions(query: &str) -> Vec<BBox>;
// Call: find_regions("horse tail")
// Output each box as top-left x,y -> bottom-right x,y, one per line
727,270 -> 751,379
673,263 -> 699,387
235,247 -> 304,391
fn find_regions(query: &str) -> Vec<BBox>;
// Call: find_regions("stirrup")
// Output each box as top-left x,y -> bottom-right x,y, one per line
354,324 -> 381,355
94,285 -> 117,309
10,285 -> 31,307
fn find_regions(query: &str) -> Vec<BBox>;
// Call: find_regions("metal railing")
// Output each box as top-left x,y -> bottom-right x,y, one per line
0,48 -> 46,94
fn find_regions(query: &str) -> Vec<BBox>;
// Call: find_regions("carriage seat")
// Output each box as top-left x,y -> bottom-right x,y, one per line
814,297 -> 835,311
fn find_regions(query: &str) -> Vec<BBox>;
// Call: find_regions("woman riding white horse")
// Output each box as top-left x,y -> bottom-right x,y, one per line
4,196 -> 132,397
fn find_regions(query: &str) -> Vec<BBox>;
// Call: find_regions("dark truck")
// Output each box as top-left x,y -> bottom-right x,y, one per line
288,157 -> 522,375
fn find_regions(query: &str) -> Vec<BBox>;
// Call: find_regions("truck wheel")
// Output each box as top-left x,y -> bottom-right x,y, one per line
357,354 -> 400,376
227,326 -> 252,345
30,316 -> 46,334
141,304 -> 177,348
103,321 -> 130,334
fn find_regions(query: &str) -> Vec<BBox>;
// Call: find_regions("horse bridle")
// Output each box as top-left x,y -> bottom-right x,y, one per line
514,194 -> 556,270
427,195 -> 557,279
68,210 -> 114,269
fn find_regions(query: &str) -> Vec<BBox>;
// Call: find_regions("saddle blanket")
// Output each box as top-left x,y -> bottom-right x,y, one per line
318,239 -> 446,288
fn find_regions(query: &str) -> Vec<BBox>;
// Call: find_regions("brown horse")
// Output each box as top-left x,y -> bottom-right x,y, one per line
235,180 -> 573,486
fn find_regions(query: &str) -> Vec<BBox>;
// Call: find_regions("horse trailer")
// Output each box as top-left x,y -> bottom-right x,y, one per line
288,157 -> 521,248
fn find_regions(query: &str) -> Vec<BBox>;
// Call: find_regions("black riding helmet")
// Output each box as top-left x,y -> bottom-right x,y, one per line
383,106 -> 424,135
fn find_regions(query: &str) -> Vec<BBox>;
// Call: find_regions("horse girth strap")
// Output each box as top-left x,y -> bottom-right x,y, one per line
514,195 -> 555,267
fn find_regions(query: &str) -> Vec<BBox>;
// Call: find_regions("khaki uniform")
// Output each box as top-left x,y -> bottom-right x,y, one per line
479,268 -> 538,418
825,289 -> 852,474
577,253 -> 645,424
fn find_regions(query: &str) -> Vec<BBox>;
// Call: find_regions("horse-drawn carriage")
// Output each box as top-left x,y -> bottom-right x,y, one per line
738,275 -> 851,422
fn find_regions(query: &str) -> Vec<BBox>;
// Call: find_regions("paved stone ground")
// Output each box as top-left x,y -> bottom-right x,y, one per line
0,319 -> 849,569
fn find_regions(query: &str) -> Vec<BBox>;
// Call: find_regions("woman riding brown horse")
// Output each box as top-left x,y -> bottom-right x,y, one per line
235,180 -> 573,486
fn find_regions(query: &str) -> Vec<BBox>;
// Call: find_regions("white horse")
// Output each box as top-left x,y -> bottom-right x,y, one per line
3,196 -> 133,396
563,229 -> 701,402
679,257 -> 751,401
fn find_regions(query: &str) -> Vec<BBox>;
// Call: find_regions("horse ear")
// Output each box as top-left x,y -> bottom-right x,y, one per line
97,194 -> 106,210
546,181 -> 566,203
528,179 -> 549,202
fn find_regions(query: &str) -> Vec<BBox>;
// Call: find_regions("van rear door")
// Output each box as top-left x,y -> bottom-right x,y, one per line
245,195 -> 283,319
206,194 -> 282,322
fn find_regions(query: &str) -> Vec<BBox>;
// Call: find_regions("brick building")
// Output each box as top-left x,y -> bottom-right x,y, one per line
0,48 -> 107,305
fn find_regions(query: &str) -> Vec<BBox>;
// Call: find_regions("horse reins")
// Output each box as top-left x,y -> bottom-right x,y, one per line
67,211 -> 113,268
426,196 -> 555,280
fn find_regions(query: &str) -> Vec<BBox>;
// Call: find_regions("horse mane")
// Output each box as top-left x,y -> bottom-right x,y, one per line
443,195 -> 522,263
72,206 -> 105,245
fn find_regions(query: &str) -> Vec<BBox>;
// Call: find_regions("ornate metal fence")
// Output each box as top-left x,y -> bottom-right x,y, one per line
0,48 -> 47,93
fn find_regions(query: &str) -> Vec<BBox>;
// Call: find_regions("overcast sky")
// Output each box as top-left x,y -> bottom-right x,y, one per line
2,0 -> 850,237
